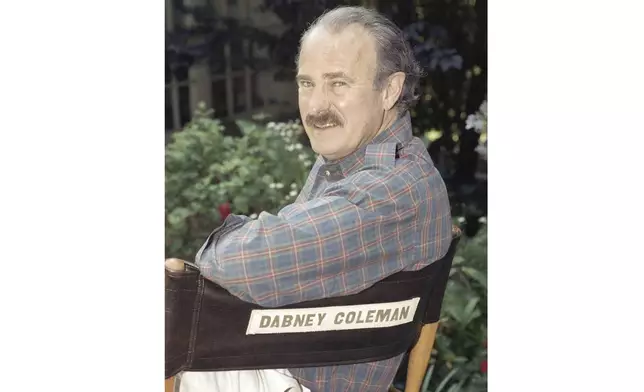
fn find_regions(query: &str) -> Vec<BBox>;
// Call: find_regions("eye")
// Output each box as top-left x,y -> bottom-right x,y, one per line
299,80 -> 313,88
332,81 -> 347,88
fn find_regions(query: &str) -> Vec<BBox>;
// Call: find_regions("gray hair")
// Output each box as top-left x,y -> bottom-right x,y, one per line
297,6 -> 424,115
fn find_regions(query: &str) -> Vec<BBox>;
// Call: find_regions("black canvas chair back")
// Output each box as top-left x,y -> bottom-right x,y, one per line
166,230 -> 461,382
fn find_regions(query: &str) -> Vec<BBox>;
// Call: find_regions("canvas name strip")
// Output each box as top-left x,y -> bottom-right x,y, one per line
246,297 -> 421,335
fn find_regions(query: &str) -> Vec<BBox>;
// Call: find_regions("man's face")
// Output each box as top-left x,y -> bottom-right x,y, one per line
297,25 -> 386,161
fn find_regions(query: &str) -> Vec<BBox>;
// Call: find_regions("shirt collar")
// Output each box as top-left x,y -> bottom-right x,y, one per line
318,112 -> 413,177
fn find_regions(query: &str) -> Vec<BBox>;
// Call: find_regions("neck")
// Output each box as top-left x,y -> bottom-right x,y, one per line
375,109 -> 400,138
322,109 -> 402,163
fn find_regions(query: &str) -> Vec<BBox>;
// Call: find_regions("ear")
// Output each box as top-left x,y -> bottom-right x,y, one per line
382,72 -> 406,111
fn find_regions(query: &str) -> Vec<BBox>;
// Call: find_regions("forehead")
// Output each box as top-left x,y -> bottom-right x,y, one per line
298,24 -> 377,80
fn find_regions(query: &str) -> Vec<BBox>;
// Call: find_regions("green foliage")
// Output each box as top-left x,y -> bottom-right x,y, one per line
425,223 -> 487,392
166,105 -> 487,391
165,105 -> 315,260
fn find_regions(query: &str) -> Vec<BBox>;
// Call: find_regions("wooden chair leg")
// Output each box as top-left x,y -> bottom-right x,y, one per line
404,322 -> 439,392
165,258 -> 186,392
165,377 -> 176,392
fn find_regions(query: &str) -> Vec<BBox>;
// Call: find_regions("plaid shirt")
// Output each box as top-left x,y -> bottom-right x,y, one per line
196,112 -> 453,391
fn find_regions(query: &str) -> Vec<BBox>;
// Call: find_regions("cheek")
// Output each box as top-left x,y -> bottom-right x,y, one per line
338,88 -> 379,108
298,99 -> 307,116
331,91 -> 359,113
298,90 -> 310,108
334,95 -> 373,123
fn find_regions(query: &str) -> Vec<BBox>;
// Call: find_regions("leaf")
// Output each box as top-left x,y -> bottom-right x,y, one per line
452,356 -> 468,364
235,119 -> 257,135
421,363 -> 435,392
238,166 -> 251,178
446,383 -> 462,392
462,267 -> 487,288
167,207 -> 191,226
449,378 -> 467,392
429,56 -> 439,70
452,256 -> 465,265
435,369 -> 459,392
464,297 -> 481,321
233,195 -> 250,214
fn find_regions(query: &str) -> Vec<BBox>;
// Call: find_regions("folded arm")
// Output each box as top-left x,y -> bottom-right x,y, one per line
196,171 -> 445,307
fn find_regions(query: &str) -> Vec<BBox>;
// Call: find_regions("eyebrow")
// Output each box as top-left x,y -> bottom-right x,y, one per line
296,72 -> 355,83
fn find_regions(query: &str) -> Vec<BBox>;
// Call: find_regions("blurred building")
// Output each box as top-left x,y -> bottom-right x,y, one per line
165,0 -> 302,134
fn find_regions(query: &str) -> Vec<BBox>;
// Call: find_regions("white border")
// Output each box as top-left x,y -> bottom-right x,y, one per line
0,0 -> 643,390
491,0 -> 644,390
0,0 -> 163,390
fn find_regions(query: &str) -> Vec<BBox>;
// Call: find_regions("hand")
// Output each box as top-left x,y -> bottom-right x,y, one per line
165,258 -> 186,272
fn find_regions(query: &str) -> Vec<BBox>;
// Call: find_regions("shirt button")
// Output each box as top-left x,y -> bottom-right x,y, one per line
325,170 -> 331,177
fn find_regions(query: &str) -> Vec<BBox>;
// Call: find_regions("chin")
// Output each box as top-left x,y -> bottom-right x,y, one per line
311,145 -> 335,158
314,145 -> 353,161
309,129 -> 354,160
311,143 -> 338,158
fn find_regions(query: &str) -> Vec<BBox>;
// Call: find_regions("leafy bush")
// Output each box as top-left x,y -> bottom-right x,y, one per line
465,100 -> 487,161
393,221 -> 487,392
165,105 -> 315,260
425,221 -> 487,392
166,106 -> 487,391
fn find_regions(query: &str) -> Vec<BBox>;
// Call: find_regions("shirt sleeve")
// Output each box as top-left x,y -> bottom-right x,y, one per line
196,170 -> 433,308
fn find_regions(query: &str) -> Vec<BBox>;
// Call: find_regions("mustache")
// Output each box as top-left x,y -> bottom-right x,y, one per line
305,111 -> 343,127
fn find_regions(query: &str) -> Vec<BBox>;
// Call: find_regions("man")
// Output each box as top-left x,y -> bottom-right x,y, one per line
180,5 -> 453,392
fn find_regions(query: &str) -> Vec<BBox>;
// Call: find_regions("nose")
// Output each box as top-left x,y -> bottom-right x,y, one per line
307,84 -> 330,113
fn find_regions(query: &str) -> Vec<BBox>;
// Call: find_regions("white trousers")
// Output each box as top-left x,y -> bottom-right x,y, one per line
178,369 -> 311,392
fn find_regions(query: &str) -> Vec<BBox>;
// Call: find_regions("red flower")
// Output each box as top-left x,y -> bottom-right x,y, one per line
480,359 -> 487,373
218,202 -> 231,220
